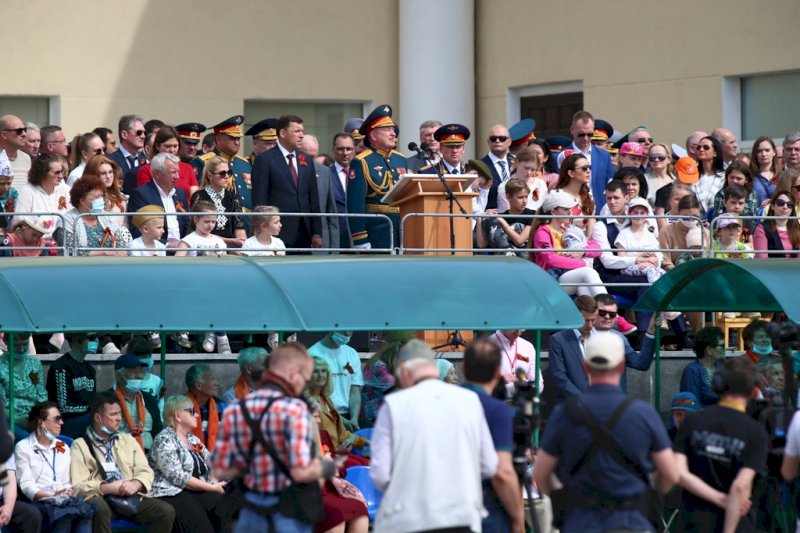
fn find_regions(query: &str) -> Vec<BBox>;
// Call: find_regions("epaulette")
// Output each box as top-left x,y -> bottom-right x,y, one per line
198,152 -> 215,162
354,149 -> 373,161
234,154 -> 249,163
419,163 -> 433,172
390,149 -> 406,158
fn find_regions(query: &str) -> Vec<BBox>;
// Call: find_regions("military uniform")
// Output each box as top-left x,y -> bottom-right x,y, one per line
245,117 -> 278,167
420,161 -> 466,175
419,123 -> 470,176
346,105 -> 407,249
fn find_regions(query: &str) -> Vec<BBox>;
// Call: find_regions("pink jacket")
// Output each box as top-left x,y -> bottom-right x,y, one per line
532,224 -> 600,270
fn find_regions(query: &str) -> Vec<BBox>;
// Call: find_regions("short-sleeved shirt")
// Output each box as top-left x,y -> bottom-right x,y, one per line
308,341 -> 364,413
674,404 -> 768,528
181,231 -> 227,257
540,384 -> 672,533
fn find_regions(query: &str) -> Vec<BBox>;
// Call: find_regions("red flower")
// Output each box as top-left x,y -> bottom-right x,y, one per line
344,362 -> 355,375
29,371 -> 39,385
193,442 -> 203,454
515,353 -> 529,363
298,154 -> 308,167
532,188 -> 540,202
55,440 -> 66,454
175,201 -> 186,212
5,197 -> 14,213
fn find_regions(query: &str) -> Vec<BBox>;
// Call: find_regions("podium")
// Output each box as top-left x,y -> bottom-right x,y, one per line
383,174 -> 477,350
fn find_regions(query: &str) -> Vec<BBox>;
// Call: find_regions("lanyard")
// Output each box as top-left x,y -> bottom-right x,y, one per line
494,333 -> 518,370
38,447 -> 57,481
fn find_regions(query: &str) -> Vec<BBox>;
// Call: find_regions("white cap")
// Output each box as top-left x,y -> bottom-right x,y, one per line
542,191 -> 579,212
584,332 -> 625,370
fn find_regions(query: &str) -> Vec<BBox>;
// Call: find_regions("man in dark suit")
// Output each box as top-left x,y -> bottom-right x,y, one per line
480,124 -> 512,210
406,120 -> 442,173
558,110 -> 615,213
251,114 -> 322,251
109,115 -> 148,195
127,153 -> 189,241
301,134 -> 339,252
330,132 -> 355,249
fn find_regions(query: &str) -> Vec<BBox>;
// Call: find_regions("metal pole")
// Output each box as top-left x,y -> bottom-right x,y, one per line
160,332 -> 167,385
534,329 -> 542,448
7,333 -> 15,425
654,324 -> 661,412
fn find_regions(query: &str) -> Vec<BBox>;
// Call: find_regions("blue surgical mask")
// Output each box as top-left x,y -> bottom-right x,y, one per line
42,427 -> 57,442
99,425 -> 118,439
124,379 -> 144,394
90,197 -> 105,214
331,332 -> 351,347
13,350 -> 27,361
85,340 -> 99,354
752,343 -> 773,357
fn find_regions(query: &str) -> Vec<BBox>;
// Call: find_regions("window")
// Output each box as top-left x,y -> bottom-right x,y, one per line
740,71 -> 800,140
0,97 -> 51,127
242,101 -> 366,156
507,81 -> 583,139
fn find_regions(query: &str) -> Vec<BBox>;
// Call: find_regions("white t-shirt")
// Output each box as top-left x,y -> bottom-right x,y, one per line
129,237 -> 167,257
308,340 -> 364,413
497,177 -> 549,212
181,231 -> 227,256
66,161 -> 86,186
9,150 -> 31,190
614,226 -> 663,265
241,235 -> 286,256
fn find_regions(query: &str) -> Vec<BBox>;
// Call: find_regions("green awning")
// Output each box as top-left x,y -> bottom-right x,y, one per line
634,258 -> 799,319
0,255 -> 582,333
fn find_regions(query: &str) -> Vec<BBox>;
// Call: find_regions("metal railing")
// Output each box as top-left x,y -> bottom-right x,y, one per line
0,212 -> 68,255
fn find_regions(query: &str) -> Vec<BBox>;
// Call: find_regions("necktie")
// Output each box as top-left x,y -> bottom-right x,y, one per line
127,155 -> 137,170
452,166 -> 459,175
286,153 -> 298,187
499,160 -> 509,182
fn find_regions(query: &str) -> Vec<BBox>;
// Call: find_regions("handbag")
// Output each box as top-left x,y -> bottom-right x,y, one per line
83,432 -> 141,518
239,396 -> 324,524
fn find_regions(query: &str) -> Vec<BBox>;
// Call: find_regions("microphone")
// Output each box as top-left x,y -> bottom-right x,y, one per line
420,142 -> 431,153
515,368 -> 528,381
408,142 -> 423,154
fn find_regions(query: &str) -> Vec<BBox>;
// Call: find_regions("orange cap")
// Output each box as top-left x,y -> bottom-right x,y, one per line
675,157 -> 699,184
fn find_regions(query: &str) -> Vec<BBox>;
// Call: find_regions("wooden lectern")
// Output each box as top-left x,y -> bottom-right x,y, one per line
382,174 -> 477,350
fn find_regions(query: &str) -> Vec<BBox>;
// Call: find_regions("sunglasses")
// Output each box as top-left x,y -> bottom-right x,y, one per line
577,165 -> 592,171
183,407 -> 196,415
48,415 -> 64,422
132,129 -> 146,137
633,137 -> 654,144
791,185 -> 800,191
93,148 -> 104,155
3,127 -> 27,135
212,170 -> 233,177
649,155 -> 667,162
597,309 -> 618,318
774,199 -> 795,209
696,145 -> 713,151
489,135 -> 509,143
576,132 -> 593,138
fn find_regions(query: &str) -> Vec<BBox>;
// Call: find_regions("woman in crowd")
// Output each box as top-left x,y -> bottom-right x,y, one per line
531,190 -> 607,297
750,136 -> 779,205
0,215 -> 57,257
708,161 -> 759,221
553,153 -> 596,236
775,169 -> 800,210
308,357 -> 370,463
14,153 -> 72,224
360,332 -> 412,428
644,143 -> 675,206
753,189 -> 800,258
148,395 -> 237,533
693,135 -> 725,214
190,156 -> 246,248
14,402 -> 96,533
136,126 -> 199,199
679,326 -> 725,406
56,174 -> 130,256
617,166 -> 649,202
436,359 -> 458,384
83,155 -> 127,227
497,148 -> 548,212
66,132 -> 104,186
529,139 -> 560,189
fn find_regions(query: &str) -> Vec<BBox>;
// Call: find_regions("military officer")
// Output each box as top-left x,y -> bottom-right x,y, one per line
191,116 -> 252,228
176,122 -> 206,164
592,119 -> 614,151
346,105 -> 408,250
245,118 -> 278,166
420,123 -> 470,175
508,118 -> 536,162
344,117 -> 366,155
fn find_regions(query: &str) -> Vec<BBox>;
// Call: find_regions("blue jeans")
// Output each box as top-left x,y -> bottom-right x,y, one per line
236,493 -> 311,533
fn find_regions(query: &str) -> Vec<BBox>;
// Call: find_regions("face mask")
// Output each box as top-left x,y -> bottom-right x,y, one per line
85,340 -> 99,354
99,425 -> 117,438
42,427 -> 57,442
90,197 -> 105,214
331,332 -> 351,347
680,218 -> 697,229
752,343 -> 773,356
13,350 -> 27,361
124,379 -> 144,394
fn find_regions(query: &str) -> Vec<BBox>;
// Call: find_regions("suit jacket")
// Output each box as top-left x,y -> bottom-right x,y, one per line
545,329 -> 655,402
109,149 -> 148,196
127,180 -> 190,240
251,146 -> 321,247
313,162 -> 339,252
481,153 -> 508,210
329,164 -> 351,246
406,152 -> 432,174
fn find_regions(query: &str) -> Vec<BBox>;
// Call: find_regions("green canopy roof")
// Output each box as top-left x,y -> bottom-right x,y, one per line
0,255 -> 582,333
634,258 -> 799,319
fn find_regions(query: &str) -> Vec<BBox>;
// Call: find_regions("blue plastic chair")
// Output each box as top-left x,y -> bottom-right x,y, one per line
57,435 -> 74,446
345,465 -> 382,521
351,428 -> 373,457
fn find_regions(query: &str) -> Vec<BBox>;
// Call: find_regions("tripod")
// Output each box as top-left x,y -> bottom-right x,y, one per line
432,331 -> 467,351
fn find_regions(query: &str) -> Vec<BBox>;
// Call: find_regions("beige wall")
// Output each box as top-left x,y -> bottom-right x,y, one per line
476,0 -> 800,144
5,0 -> 399,134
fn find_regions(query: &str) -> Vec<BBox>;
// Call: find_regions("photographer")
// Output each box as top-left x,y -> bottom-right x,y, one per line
534,332 -> 678,533
675,357 -> 769,533
462,339 -> 524,532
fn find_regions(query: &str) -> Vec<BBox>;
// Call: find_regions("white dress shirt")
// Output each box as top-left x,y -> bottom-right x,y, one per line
334,162 -> 348,194
488,152 -> 511,182
155,182 -> 180,241
14,433 -> 73,500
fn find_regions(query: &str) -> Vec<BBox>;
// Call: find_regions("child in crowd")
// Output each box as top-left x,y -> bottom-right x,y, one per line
478,178 -> 534,257
711,213 -> 752,259
129,205 -> 167,257
0,159 -> 17,236
0,215 -> 58,257
615,197 -> 665,283
241,205 -> 286,256
176,200 -> 227,257
717,184 -> 756,242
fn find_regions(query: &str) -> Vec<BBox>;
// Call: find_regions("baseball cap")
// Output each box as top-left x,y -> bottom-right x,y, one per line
542,191 -> 579,212
716,213 -> 741,229
584,332 -> 625,370
114,353 -> 147,370
619,142 -> 645,158
395,339 -> 435,367
675,157 -> 700,184
627,197 -> 650,212
670,392 -> 699,412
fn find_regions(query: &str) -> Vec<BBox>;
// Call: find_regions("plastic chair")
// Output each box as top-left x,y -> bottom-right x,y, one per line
351,427 -> 373,457
57,435 -> 74,446
344,465 -> 382,521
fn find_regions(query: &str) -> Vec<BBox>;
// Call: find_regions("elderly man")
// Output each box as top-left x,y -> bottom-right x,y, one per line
535,332 -> 678,533
628,126 -> 655,159
346,105 -> 409,250
371,339 -> 498,533
406,119 -> 442,173
71,392 -> 175,533
0,115 -> 31,190
127,153 -> 189,241
222,346 -> 268,404
185,363 -> 225,452
711,127 -> 738,166
301,134 -> 339,251
685,131 -> 708,161
111,354 -> 162,451
21,123 -> 40,158
39,125 -> 69,157
330,132 -> 356,248
783,132 -> 800,170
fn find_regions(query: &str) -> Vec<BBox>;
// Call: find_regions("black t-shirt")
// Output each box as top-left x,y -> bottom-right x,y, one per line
498,208 -> 535,227
655,183 -> 673,211
674,404 -> 768,530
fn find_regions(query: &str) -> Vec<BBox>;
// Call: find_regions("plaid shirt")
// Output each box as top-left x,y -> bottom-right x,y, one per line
213,385 -> 313,493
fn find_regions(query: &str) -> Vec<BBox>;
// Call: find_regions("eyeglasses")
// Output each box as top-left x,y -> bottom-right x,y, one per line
597,309 -> 618,318
212,170 -> 233,177
649,155 -> 667,162
633,137 -> 654,144
576,132 -> 593,138
93,148 -> 104,155
696,145 -> 713,151
774,199 -> 795,209
3,127 -> 27,135
785,147 -> 800,153
577,165 -> 592,171
183,407 -> 196,415
48,415 -> 64,423
791,185 -> 800,191
489,135 -> 509,143
132,129 -> 145,137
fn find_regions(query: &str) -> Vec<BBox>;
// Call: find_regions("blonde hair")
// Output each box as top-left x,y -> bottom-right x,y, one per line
199,156 -> 230,189
311,356 -> 334,397
252,205 -> 280,234
163,395 -> 193,428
